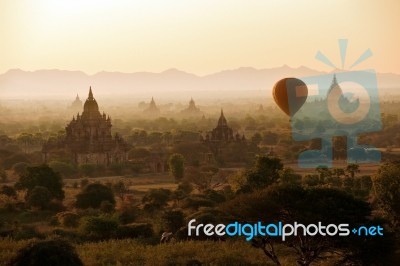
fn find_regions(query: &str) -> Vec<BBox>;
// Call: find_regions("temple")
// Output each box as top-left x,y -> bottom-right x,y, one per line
202,109 -> 245,155
43,87 -> 128,165
69,94 -> 82,111
143,97 -> 160,115
180,98 -> 201,116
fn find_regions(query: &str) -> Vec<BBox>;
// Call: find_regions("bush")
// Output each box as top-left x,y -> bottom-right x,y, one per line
26,186 -> 51,209
118,205 -> 139,224
3,154 -> 30,170
181,196 -> 215,209
80,179 -> 89,188
204,189 -> 226,203
78,163 -> 98,178
48,161 -> 77,178
57,212 -> 80,228
0,185 -> 17,198
0,169 -> 8,183
75,183 -> 115,209
12,225 -> 45,241
142,189 -> 171,211
79,216 -> 119,240
12,162 -> 29,177
8,239 -> 83,266
162,210 -> 185,233
100,200 -> 115,213
115,223 -> 153,239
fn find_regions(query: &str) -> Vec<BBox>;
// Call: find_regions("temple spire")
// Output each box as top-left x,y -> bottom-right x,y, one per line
218,109 -> 227,126
88,86 -> 93,100
332,74 -> 338,86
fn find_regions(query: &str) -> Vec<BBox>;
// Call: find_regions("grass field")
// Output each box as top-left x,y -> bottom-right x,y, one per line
0,238 -> 338,266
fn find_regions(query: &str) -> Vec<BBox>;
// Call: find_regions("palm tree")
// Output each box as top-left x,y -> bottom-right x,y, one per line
346,163 -> 360,178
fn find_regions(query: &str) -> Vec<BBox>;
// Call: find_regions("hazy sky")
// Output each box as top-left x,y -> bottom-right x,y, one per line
0,0 -> 399,75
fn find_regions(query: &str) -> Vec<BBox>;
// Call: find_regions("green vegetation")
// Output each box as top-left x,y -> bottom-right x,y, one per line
1,103 -> 400,265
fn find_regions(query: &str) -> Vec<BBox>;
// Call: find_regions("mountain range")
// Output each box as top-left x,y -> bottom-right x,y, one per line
0,66 -> 399,100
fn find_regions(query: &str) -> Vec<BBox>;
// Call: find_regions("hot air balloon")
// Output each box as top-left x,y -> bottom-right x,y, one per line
272,78 -> 308,117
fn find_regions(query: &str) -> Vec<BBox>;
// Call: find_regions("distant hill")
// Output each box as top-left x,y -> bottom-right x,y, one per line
0,66 -> 399,100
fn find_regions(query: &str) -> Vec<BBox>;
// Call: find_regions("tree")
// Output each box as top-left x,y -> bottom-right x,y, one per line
372,162 -> 400,228
78,163 -> 97,177
184,166 -> 221,193
15,164 -> 64,200
222,185 -> 379,266
315,165 -> 331,183
162,210 -> 185,233
8,239 -> 83,266
168,153 -> 185,181
12,162 -> 29,177
278,167 -> 301,185
346,163 -> 360,178
26,186 -> 51,209
142,188 -> 171,211
0,168 -> 7,183
79,216 -> 119,240
75,183 -> 115,209
48,161 -> 77,178
243,155 -> 283,190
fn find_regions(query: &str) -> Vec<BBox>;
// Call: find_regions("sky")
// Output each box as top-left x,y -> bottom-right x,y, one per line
0,0 -> 399,75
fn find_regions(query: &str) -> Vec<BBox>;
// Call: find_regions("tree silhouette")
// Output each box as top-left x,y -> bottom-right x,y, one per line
169,153 -> 185,181
346,163 -> 360,178
15,164 -> 64,200
75,183 -> 115,209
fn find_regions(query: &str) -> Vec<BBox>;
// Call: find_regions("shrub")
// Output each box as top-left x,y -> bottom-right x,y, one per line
0,169 -> 8,183
3,153 -> 30,170
75,183 -> 115,209
57,212 -> 80,228
0,185 -> 17,198
8,239 -> 83,266
79,216 -> 119,240
78,163 -> 98,178
115,223 -> 153,239
12,162 -> 29,177
181,196 -> 215,209
80,179 -> 89,188
118,205 -> 139,224
204,189 -> 226,203
100,200 -> 115,214
48,161 -> 77,178
12,225 -> 45,241
142,188 -> 171,210
162,210 -> 185,233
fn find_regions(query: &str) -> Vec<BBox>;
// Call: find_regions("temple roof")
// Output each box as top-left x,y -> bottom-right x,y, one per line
217,109 -> 228,127
83,86 -> 99,114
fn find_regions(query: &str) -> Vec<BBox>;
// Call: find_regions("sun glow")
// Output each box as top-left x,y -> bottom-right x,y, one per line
1,0 -> 399,74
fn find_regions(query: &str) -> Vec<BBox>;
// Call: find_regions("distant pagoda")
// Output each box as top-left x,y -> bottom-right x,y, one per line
180,98 -> 201,116
143,97 -> 160,115
43,87 -> 128,165
69,94 -> 82,111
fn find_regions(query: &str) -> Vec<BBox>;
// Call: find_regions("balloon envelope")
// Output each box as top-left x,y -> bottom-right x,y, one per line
272,78 -> 308,117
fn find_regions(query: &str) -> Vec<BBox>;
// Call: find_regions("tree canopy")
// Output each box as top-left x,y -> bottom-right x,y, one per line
15,164 -> 64,200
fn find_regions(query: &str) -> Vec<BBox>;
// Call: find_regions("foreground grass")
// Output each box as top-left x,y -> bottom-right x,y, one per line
0,238 -> 300,266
